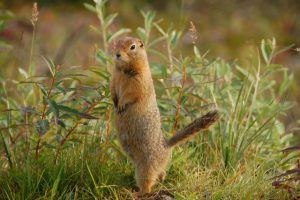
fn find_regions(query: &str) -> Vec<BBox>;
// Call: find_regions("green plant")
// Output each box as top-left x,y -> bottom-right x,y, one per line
84,0 -> 131,53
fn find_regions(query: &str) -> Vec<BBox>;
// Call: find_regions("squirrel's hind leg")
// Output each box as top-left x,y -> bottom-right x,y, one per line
135,166 -> 158,195
158,171 -> 166,182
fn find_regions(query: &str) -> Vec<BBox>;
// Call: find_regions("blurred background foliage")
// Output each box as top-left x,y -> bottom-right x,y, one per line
1,0 -> 300,140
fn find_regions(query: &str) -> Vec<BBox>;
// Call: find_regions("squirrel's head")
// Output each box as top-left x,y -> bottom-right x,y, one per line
114,37 -> 147,69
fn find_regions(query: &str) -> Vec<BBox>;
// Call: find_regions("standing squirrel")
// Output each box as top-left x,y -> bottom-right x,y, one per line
110,37 -> 219,197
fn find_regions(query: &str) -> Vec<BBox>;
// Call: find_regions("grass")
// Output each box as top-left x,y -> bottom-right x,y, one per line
0,1 -> 299,199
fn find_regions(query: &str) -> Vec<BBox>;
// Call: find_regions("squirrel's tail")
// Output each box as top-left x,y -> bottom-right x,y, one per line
167,110 -> 220,147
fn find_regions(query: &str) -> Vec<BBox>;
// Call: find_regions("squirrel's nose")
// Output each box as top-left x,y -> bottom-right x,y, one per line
116,53 -> 121,58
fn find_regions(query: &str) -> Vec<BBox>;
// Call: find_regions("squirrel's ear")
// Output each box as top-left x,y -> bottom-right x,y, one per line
138,40 -> 144,48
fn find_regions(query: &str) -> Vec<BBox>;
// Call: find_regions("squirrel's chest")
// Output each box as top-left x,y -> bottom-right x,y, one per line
115,75 -> 135,97
116,85 -> 123,99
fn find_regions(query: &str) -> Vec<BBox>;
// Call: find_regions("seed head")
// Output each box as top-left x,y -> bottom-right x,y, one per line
189,21 -> 198,45
31,2 -> 39,27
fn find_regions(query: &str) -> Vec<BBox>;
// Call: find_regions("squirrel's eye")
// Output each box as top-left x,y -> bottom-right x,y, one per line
130,44 -> 136,50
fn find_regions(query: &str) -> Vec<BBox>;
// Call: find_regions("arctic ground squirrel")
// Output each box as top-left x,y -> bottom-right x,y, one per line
110,37 -> 219,197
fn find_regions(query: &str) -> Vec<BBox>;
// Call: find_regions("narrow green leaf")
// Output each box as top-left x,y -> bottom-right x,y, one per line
260,39 -> 268,64
104,13 -> 118,28
107,28 -> 131,43
51,166 -> 63,200
0,133 -> 13,168
57,120 -> 66,129
57,73 -> 87,79
18,68 -> 28,79
36,83 -> 48,96
235,65 -> 254,82
86,162 -> 99,195
272,44 -> 295,58
21,106 -> 39,114
154,23 -> 166,36
55,86 -> 66,94
89,25 -> 101,34
36,119 -> 49,136
170,31 -> 181,48
46,99 -> 60,118
84,3 -> 97,13
136,27 -> 146,41
43,142 -> 56,149
147,36 -> 164,48
42,56 -> 55,77
96,50 -> 110,64
57,105 -> 98,119
90,69 -> 110,80
193,46 -> 201,58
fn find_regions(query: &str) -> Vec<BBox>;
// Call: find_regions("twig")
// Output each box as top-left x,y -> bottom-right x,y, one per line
167,43 -> 173,72
35,66 -> 57,160
105,106 -> 112,140
29,2 -> 39,73
172,65 -> 187,135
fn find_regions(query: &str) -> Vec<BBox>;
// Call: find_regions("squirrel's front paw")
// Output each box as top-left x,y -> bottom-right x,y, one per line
117,103 -> 128,114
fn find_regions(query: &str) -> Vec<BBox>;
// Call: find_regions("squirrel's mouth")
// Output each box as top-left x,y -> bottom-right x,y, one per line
115,54 -> 130,64
115,60 -> 129,70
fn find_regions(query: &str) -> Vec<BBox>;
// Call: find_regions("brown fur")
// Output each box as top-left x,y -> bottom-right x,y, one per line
110,37 -> 219,196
